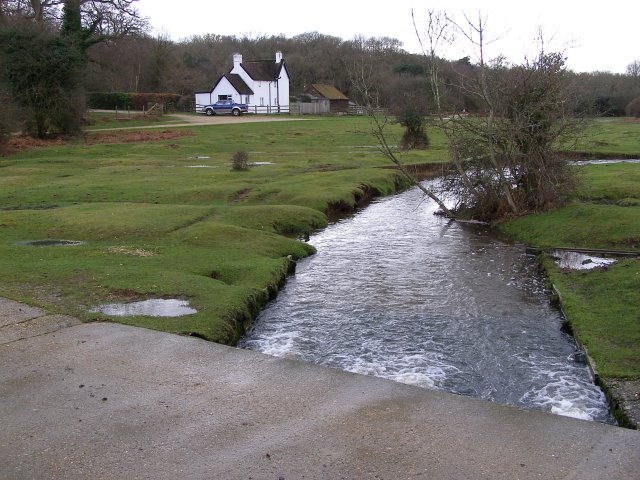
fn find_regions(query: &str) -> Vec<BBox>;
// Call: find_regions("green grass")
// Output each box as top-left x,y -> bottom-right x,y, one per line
547,258 -> 640,379
499,202 -> 640,250
576,162 -> 640,203
500,162 -> 640,251
0,116 -> 448,344
566,117 -> 640,157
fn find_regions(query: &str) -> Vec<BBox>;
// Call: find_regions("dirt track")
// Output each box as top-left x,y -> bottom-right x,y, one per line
87,112 -> 305,131
173,113 -> 304,125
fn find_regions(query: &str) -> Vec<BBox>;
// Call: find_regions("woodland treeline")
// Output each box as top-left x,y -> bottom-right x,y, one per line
85,32 -> 640,116
1,0 -> 639,142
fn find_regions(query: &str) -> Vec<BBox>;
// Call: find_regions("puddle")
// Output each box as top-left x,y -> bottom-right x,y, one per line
570,159 -> 640,166
91,299 -> 197,317
552,250 -> 616,270
1,204 -> 58,211
190,156 -> 210,159
185,165 -> 217,168
17,239 -> 84,247
249,161 -> 274,165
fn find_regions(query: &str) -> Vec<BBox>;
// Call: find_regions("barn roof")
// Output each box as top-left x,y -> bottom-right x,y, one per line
310,84 -> 349,100
241,60 -> 284,81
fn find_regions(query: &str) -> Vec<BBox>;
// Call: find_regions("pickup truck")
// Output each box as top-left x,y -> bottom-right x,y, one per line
202,100 -> 249,116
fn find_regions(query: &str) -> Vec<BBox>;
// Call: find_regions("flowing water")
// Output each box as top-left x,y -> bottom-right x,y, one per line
239,184 -> 613,423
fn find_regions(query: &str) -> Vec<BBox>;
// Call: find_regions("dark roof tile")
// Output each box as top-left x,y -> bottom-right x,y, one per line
241,61 -> 283,81
224,73 -> 254,95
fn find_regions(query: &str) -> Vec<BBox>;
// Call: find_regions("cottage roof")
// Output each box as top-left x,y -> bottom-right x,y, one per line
310,84 -> 349,100
224,73 -> 254,95
241,60 -> 284,81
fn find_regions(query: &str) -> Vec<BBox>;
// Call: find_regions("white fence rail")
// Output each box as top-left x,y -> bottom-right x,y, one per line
193,103 -> 386,116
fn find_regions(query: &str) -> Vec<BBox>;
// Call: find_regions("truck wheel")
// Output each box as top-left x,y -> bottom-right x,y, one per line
205,108 -> 214,116
232,108 -> 241,116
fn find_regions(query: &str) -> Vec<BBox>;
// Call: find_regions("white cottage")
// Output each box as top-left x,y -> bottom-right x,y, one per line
195,51 -> 290,114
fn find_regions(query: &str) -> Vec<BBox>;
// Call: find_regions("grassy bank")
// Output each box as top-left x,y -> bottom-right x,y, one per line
0,116 -> 448,344
2,114 -> 638,382
501,119 -> 640,382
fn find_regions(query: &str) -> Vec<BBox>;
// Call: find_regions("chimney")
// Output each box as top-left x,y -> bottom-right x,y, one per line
275,51 -> 283,63
233,53 -> 242,69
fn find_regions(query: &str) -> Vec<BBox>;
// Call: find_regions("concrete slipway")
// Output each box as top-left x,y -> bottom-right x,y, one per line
1,297 -> 639,480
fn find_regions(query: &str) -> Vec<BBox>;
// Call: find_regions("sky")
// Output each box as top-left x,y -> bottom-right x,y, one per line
135,0 -> 638,74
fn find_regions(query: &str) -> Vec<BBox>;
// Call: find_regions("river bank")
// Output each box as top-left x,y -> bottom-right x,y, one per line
543,257 -> 639,429
501,160 -> 640,428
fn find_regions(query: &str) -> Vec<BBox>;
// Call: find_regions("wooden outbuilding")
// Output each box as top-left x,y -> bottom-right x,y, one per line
307,84 -> 350,113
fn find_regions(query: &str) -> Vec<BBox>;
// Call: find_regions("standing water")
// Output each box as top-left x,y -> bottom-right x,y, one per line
239,184 -> 613,423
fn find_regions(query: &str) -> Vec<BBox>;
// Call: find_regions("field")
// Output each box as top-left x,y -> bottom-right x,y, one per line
0,115 -> 447,344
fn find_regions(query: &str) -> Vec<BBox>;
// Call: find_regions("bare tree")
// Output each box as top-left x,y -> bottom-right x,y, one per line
627,60 -> 640,78
413,10 -> 580,220
348,56 -> 456,218
0,0 -> 146,48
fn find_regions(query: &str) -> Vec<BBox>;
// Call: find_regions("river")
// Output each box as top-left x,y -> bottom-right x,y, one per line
239,183 -> 613,423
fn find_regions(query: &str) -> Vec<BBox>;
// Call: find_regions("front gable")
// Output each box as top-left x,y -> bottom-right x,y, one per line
220,73 -> 253,95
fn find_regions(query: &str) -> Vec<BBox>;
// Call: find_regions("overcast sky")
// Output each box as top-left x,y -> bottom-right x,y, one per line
135,0 -> 638,74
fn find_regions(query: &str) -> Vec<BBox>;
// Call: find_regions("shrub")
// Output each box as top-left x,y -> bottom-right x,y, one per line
626,96 -> 640,118
1,27 -> 85,138
397,106 -> 429,150
231,151 -> 250,171
0,89 -> 12,153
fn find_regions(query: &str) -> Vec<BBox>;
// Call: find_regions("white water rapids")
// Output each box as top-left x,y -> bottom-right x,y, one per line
239,183 -> 613,423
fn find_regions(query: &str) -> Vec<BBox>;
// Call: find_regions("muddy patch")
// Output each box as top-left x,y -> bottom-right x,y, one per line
18,239 -> 84,247
105,246 -> 155,257
232,188 -> 252,203
86,129 -> 194,145
91,299 -> 197,317
1,136 -> 66,157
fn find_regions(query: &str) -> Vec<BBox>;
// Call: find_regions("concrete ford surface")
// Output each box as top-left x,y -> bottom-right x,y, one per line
1,298 -> 639,479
